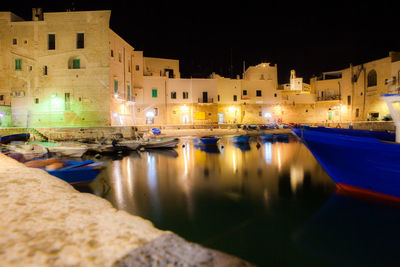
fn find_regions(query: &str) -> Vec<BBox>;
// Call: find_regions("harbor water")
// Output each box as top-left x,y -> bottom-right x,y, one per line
84,135 -> 400,266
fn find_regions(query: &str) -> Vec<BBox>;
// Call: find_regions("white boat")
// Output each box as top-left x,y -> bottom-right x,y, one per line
46,142 -> 88,157
142,138 -> 179,149
115,140 -> 141,150
6,144 -> 48,160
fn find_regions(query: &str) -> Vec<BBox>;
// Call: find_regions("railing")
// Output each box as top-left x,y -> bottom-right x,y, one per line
198,98 -> 213,103
317,95 -> 341,101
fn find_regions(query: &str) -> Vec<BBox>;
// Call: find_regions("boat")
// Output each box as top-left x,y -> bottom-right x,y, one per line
25,159 -> 104,184
0,133 -> 30,144
46,142 -> 88,157
231,135 -> 251,143
4,143 -> 48,160
291,94 -> 400,201
142,137 -> 179,149
259,133 -> 275,141
151,128 -> 161,135
292,126 -> 395,142
194,136 -> 221,146
114,140 -> 141,150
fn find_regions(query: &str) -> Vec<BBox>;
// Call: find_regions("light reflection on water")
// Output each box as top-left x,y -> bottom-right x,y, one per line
87,135 -> 400,266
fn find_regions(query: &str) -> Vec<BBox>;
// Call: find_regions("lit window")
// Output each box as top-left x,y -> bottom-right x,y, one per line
152,89 -> 157,98
15,59 -> 22,71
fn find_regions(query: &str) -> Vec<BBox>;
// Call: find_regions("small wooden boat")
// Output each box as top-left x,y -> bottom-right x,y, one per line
46,142 -> 88,157
231,135 -> 251,143
142,138 -> 179,149
114,140 -> 141,150
0,133 -> 30,144
5,144 -> 48,160
194,136 -> 221,146
25,159 -> 104,184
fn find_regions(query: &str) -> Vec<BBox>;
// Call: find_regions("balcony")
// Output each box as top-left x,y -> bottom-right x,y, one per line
198,98 -> 213,103
317,95 -> 341,101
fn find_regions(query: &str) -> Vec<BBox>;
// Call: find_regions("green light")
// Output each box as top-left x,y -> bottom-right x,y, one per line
51,93 -> 57,98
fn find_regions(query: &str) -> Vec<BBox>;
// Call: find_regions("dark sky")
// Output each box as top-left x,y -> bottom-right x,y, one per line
2,0 -> 400,83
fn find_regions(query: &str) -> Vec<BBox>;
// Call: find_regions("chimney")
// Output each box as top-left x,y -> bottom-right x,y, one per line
32,8 -> 43,21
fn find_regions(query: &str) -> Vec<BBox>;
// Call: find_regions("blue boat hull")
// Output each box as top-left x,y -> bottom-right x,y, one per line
194,137 -> 220,145
231,135 -> 250,143
46,160 -> 102,184
1,133 -> 30,144
292,128 -> 400,199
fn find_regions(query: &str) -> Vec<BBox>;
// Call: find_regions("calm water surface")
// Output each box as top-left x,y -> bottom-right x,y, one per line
85,135 -> 400,267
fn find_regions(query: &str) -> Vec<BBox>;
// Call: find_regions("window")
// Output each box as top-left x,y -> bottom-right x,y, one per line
29,66 -> 32,71
44,65 -> 48,75
256,90 -> 262,97
114,80 -> 118,93
152,89 -> 157,98
154,108 -> 158,116
24,40 -> 27,44
183,91 -> 189,99
76,33 -> 84,49
356,108 -> 359,117
118,53 -> 121,62
259,112 -> 262,116
171,91 -> 177,99
260,74 -> 264,80
274,93 -> 277,97
243,90 -> 247,96
128,61 -> 131,72
127,85 -> 131,100
15,59 -> 22,71
48,34 -> 55,50
136,65 -> 140,71
347,95 -> 351,105
233,95 -> 237,101
65,93 -> 71,110
72,59 -> 80,69
111,50 -> 114,57
217,95 -> 220,101
367,70 -> 377,87
0,95 -> 4,101
12,38 -> 17,45
34,98 -> 39,104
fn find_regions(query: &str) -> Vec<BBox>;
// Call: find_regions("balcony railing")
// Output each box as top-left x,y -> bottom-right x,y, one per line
198,98 -> 213,103
317,95 -> 341,101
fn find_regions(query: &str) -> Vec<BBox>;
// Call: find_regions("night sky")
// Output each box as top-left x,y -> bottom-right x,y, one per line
2,0 -> 400,83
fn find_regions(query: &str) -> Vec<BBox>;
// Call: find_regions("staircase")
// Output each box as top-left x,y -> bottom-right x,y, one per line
28,128 -> 48,141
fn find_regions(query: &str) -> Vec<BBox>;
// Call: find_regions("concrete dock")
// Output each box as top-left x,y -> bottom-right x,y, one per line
0,154 -> 252,266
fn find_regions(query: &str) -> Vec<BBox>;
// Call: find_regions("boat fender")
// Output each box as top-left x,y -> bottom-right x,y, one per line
256,143 -> 261,149
182,144 -> 185,148
139,147 -> 145,152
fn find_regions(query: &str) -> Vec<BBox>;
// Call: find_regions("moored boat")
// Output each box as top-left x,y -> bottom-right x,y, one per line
194,136 -> 221,146
0,133 -> 30,144
46,142 -> 88,157
291,94 -> 400,201
231,135 -> 251,143
114,140 -> 141,150
25,159 -> 104,184
142,137 -> 179,149
4,143 -> 48,160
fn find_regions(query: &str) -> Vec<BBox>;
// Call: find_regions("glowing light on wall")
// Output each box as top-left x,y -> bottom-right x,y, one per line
264,112 -> 272,118
181,104 -> 189,112
228,106 -> 236,113
146,111 -> 155,118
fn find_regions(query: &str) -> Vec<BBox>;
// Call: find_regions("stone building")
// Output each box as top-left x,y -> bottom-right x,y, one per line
0,9 -> 134,127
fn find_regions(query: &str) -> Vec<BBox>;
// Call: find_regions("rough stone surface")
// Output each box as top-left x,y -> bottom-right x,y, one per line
113,233 -> 253,267
0,154 -> 252,266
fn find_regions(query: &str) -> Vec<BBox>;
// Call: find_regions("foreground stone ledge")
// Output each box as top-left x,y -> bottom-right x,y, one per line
0,154 -> 253,266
